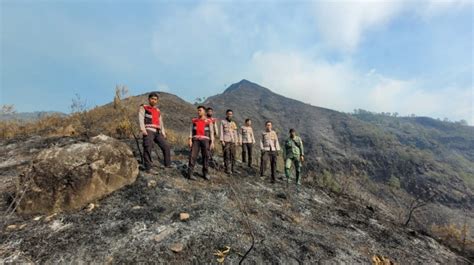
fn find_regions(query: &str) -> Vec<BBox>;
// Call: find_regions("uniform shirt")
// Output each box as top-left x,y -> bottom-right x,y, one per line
260,130 -> 280,151
284,136 -> 304,159
208,117 -> 219,139
240,126 -> 256,144
220,119 -> 238,143
138,105 -> 165,135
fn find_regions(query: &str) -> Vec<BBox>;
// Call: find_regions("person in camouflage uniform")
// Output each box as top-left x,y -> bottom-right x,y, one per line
284,128 -> 304,185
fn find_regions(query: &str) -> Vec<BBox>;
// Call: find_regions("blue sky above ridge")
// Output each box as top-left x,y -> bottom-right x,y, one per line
1,0 -> 472,124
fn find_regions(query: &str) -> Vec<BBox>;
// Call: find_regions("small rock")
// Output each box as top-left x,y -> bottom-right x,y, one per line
45,213 -> 57,222
105,256 -> 114,264
86,203 -> 95,212
170,243 -> 184,253
33,216 -> 42,221
179,213 -> 190,221
132,205 -> 143,210
7,224 -> 27,230
147,180 -> 157,188
153,227 -> 177,242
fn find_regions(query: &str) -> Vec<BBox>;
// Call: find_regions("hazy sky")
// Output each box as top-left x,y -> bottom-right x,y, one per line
1,0 -> 473,124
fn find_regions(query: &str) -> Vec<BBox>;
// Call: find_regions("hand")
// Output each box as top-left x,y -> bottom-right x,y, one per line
162,133 -> 167,139
188,139 -> 193,148
300,155 -> 305,162
221,140 -> 225,146
210,143 -> 215,150
141,129 -> 148,136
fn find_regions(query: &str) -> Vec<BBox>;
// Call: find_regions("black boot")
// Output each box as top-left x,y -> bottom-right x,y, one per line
187,169 -> 197,180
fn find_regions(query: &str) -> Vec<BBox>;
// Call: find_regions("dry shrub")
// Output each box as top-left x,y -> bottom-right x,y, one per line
0,114 -> 73,140
432,223 -> 474,254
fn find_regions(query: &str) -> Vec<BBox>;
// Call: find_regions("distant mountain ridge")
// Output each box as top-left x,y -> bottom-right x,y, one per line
0,111 -> 67,121
204,80 -> 473,207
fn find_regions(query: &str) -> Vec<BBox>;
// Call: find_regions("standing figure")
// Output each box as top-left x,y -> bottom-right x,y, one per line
206,107 -> 219,169
240,118 -> 256,168
220,109 -> 238,174
284,129 -> 304,185
139,92 -> 171,172
260,121 -> 280,183
187,106 -> 215,180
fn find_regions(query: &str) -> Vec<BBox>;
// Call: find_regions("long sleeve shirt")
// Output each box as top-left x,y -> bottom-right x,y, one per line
220,119 -> 237,143
209,118 -> 219,139
138,106 -> 165,135
260,130 -> 280,151
240,126 -> 256,144
284,136 -> 304,158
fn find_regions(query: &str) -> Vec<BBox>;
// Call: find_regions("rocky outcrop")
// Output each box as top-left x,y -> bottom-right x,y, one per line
16,134 -> 138,214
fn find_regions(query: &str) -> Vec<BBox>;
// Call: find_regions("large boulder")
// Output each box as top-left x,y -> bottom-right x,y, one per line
17,134 -> 139,214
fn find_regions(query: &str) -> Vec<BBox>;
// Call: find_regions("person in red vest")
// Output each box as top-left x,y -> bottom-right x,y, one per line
188,106 -> 215,180
138,92 -> 171,172
206,107 -> 219,168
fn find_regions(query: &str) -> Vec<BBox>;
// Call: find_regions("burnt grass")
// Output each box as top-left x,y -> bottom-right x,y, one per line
0,143 -> 470,264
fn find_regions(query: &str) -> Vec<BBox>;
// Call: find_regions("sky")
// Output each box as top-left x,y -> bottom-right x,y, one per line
1,0 -> 473,124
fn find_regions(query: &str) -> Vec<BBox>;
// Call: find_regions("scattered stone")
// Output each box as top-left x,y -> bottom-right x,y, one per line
6,224 -> 17,230
45,213 -> 57,222
170,243 -> 184,253
33,216 -> 42,221
179,212 -> 190,221
153,227 -> 177,243
86,203 -> 95,212
132,205 -> 143,210
147,180 -> 157,188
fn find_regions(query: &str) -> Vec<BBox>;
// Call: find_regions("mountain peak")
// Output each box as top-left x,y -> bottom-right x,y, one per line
223,79 -> 271,94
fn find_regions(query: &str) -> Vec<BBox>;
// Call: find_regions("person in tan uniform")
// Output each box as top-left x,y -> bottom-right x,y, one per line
206,107 -> 219,168
138,92 -> 171,172
260,121 -> 280,183
239,118 -> 256,168
220,109 -> 238,174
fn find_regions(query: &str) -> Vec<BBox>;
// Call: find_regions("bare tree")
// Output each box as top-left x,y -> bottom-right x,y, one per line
403,192 -> 437,226
1,104 -> 16,115
70,93 -> 93,137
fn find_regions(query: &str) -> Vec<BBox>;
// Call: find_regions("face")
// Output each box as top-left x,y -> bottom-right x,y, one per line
148,96 -> 158,106
265,122 -> 272,131
207,109 -> 213,117
246,120 -> 251,126
290,131 -> 296,138
198,108 -> 206,117
226,111 -> 233,119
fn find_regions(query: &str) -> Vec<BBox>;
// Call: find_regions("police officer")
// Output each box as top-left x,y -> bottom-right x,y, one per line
239,118 -> 256,168
260,121 -> 280,183
206,107 -> 219,168
188,106 -> 215,180
220,109 -> 238,174
139,92 -> 171,172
